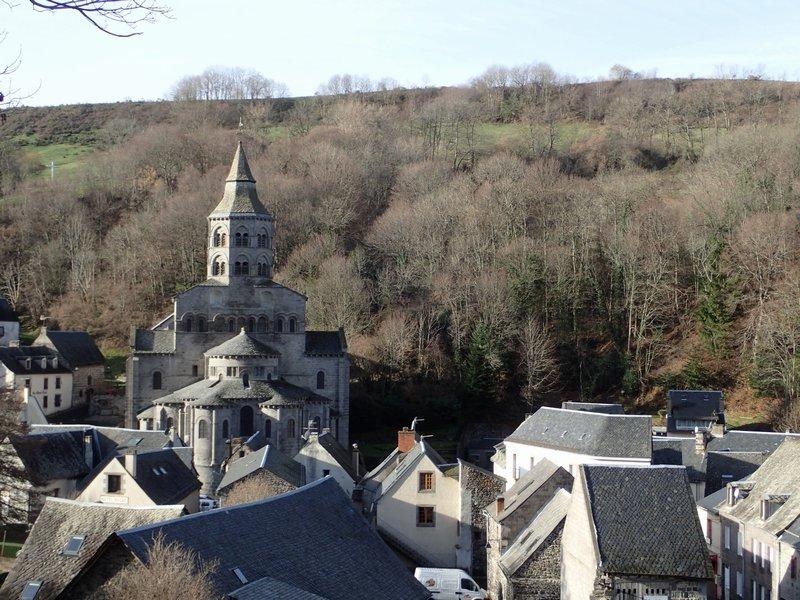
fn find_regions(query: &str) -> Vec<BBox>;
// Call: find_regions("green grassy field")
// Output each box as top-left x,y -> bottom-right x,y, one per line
475,121 -> 599,154
0,542 -> 22,559
25,142 -> 94,177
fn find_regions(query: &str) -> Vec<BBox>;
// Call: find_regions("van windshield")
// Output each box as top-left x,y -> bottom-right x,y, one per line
461,579 -> 478,591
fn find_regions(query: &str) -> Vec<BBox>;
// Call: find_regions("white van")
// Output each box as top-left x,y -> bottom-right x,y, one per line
414,568 -> 487,600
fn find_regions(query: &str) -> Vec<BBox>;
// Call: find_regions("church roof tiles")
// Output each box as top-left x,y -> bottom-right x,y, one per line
210,142 -> 270,216
205,329 -> 280,357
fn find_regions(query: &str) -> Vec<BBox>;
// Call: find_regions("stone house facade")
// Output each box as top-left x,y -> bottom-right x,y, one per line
128,142 -> 349,493
0,345 -> 74,416
34,328 -> 105,408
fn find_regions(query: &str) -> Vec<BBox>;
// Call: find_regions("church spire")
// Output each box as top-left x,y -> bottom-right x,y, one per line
211,141 -> 268,215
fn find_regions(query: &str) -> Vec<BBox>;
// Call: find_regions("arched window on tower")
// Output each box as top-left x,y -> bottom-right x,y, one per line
275,318 -> 284,333
234,261 -> 241,275
220,261 -> 226,275
198,419 -> 208,439
242,372 -> 250,388
166,417 -> 174,431
237,317 -> 246,330
212,260 -> 220,276
152,371 -> 162,390
257,261 -> 269,277
159,408 -> 167,429
242,261 -> 249,276
222,420 -> 229,439
265,419 -> 272,438
198,316 -> 207,332
234,232 -> 243,247
185,316 -> 193,332
221,232 -> 227,245
247,317 -> 256,332
240,406 -> 254,437
316,370 -> 325,390
257,317 -> 268,332
287,419 -> 296,438
228,318 -> 236,333
289,317 -> 297,333
242,232 -> 249,247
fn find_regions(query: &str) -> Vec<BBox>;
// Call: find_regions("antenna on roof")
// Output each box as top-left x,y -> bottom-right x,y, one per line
411,417 -> 424,431
420,434 -> 434,440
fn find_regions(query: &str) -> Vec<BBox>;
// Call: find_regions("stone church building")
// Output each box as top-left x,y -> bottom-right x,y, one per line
127,142 -> 350,492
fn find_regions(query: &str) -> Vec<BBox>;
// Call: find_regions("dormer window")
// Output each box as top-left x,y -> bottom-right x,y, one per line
761,494 -> 790,520
24,358 -> 31,370
40,358 -> 47,369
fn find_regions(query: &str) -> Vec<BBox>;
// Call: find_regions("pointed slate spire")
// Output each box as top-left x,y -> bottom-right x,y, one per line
211,141 -> 268,215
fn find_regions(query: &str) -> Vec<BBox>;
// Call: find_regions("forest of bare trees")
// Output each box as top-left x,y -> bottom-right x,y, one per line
3,66 -> 800,429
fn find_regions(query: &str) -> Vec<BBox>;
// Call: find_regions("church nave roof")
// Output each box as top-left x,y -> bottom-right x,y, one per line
150,377 -> 331,408
205,329 -> 280,357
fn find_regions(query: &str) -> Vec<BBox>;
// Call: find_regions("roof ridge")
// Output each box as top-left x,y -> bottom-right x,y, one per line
44,496 -> 186,510
538,406 -> 648,419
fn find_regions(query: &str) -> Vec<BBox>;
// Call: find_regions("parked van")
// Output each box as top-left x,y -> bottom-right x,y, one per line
414,568 -> 487,600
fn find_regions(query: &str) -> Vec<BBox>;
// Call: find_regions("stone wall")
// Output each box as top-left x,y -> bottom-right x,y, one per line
459,462 -> 505,579
509,523 -> 564,600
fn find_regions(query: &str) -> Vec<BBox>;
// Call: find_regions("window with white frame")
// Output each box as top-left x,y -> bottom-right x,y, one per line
736,571 -> 743,597
724,525 -> 731,549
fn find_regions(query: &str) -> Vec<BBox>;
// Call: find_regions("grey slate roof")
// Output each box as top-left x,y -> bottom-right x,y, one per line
152,377 -> 331,408
651,437 -> 706,483
488,458 -> 573,521
707,430 -> 800,453
38,329 -> 104,367
10,431 -> 90,485
229,577 -> 331,600
582,465 -> 713,580
561,401 -> 624,414
668,390 -> 724,420
305,330 -> 346,355
0,498 -> 183,600
205,330 -> 280,357
506,407 -> 652,460
121,448 -> 201,504
779,516 -> 800,549
499,488 -> 570,576
0,297 -> 18,322
116,478 -> 430,600
697,486 -> 728,514
720,438 -> 800,536
132,329 -> 175,353
217,444 -> 305,494
211,142 -> 270,215
30,424 -> 177,459
704,451 -> 768,496
0,346 -> 71,375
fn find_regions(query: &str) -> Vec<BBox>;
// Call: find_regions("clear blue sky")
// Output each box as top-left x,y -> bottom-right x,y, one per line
4,0 -> 800,106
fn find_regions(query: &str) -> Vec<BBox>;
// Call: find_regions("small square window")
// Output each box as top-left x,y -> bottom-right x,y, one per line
107,474 -> 122,493
419,472 -> 434,492
232,567 -> 248,584
62,535 -> 86,556
417,506 -> 435,527
20,581 -> 42,600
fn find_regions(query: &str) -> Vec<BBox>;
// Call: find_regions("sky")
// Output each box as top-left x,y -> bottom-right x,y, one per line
3,0 -> 800,106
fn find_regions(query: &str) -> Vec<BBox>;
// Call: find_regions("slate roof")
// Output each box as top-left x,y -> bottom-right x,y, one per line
211,142 -> 270,215
0,498 -> 183,600
506,407 -> 652,460
697,486 -> 728,514
37,329 -> 104,368
30,424 -> 177,459
132,329 -> 175,353
305,330 -> 347,355
561,401 -> 624,414
487,458 -> 573,521
651,437 -> 706,483
779,516 -> 800,549
720,438 -> 800,536
217,445 -> 305,494
0,297 -> 18,322
116,478 -> 430,599
582,465 -> 713,580
121,448 -> 201,504
707,430 -> 800,453
10,431 -> 90,485
668,390 -> 724,420
704,451 -> 768,496
0,346 -> 71,374
499,488 -> 570,576
301,432 -> 358,480
152,377 -> 331,408
205,330 -> 280,357
229,577 -> 331,600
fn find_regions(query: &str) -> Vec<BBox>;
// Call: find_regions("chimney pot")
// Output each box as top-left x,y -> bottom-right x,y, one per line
397,427 -> 419,453
497,497 -> 505,513
125,451 -> 138,479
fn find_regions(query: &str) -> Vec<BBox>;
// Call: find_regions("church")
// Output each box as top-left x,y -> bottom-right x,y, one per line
127,142 -> 350,492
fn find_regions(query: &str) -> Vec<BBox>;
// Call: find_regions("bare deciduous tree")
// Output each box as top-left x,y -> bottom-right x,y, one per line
519,318 -> 559,409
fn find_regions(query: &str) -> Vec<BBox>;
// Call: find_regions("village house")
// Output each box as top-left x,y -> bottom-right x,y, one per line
0,497 -> 185,600
294,430 -> 362,497
492,407 -> 652,486
717,437 -> 800,600
128,142 -> 350,494
216,443 -> 305,504
698,486 -> 728,599
0,345 -> 73,416
0,297 -> 19,347
34,327 -> 105,408
485,458 -> 574,600
65,478 -> 430,599
562,464 -> 713,599
666,389 -> 725,436
364,427 -> 504,576
76,447 -> 201,512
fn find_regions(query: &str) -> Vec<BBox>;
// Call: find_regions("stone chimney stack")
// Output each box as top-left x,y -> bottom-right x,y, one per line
694,427 -> 709,455
397,427 -> 419,453
124,450 -> 138,479
496,496 -> 505,513
352,443 -> 361,478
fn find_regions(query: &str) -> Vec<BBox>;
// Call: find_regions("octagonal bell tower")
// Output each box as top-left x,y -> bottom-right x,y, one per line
207,142 -> 275,285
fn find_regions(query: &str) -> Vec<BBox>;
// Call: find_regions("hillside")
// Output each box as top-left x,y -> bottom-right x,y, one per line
2,76 -> 800,434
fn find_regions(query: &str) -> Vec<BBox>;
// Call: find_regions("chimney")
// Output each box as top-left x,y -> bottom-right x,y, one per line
694,428 -> 708,455
124,451 -> 138,479
83,432 -> 94,468
397,427 -> 419,453
496,496 -> 505,513
352,443 -> 361,478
